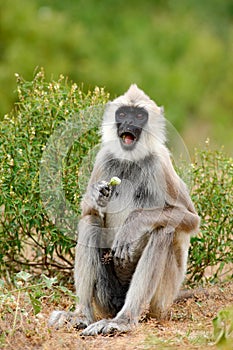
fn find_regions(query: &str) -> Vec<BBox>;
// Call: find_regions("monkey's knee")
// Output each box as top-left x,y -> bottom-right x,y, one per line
48,310 -> 90,330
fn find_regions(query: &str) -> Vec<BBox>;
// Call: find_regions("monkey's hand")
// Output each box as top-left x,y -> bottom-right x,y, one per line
112,219 -> 150,266
91,181 -> 113,208
111,208 -> 175,265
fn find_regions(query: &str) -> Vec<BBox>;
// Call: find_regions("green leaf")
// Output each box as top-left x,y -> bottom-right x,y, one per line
41,274 -> 57,289
56,285 -> 77,300
16,271 -> 32,282
28,293 -> 42,315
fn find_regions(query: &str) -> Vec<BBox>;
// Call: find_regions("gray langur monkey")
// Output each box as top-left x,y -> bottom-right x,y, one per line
49,84 -> 200,335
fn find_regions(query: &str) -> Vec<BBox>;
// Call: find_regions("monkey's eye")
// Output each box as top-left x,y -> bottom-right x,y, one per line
119,112 -> 126,118
136,113 -> 144,119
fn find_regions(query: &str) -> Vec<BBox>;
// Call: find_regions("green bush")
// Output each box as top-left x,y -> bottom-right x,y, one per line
0,69 -> 109,275
187,146 -> 233,285
0,70 -> 232,286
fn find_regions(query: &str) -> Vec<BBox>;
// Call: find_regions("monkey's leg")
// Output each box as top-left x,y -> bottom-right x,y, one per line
49,215 -> 103,329
148,231 -> 190,319
81,228 -> 174,336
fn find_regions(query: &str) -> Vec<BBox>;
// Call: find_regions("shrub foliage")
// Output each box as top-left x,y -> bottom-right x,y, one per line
187,146 -> 233,285
0,69 -> 108,275
0,70 -> 232,285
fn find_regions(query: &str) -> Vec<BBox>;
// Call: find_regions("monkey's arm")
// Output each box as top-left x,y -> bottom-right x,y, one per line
113,152 -> 200,263
162,153 -> 200,232
161,150 -> 198,215
113,204 -> 199,263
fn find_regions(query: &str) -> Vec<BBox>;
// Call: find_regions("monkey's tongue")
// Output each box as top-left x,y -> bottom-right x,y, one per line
123,133 -> 135,144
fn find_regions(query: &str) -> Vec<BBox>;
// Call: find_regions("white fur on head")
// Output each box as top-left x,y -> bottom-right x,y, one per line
101,84 -> 166,161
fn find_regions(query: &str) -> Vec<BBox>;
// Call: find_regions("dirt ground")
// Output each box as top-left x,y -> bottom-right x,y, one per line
1,281 -> 233,350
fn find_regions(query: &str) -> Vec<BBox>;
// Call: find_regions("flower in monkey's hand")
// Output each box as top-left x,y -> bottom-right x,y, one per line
108,176 -> 121,186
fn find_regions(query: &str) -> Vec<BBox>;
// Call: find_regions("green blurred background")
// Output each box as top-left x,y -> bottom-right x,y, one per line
1,0 -> 233,153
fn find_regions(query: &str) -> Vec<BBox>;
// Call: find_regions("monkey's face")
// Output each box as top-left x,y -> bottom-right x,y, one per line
115,106 -> 148,150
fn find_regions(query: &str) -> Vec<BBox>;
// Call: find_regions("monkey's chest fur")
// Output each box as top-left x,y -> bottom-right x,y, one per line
103,154 -> 166,232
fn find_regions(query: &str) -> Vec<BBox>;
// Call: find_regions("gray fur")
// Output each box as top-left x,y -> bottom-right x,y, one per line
48,84 -> 200,335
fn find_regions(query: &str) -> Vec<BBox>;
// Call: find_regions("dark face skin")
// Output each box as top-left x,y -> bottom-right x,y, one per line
115,106 -> 148,150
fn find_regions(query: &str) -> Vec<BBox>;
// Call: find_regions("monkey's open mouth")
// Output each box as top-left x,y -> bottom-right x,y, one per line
121,132 -> 136,146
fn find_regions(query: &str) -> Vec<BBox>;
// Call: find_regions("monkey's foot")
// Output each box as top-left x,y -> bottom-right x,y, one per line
48,310 -> 89,330
81,318 -> 132,336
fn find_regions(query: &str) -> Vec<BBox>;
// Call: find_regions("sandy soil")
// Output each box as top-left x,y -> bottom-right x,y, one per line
1,281 -> 232,349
